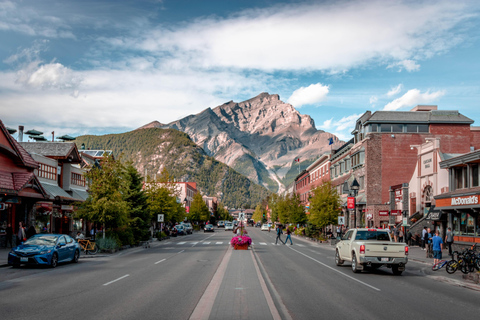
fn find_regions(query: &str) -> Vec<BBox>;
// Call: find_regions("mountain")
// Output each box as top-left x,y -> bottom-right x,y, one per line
148,93 -> 341,192
75,128 -> 270,209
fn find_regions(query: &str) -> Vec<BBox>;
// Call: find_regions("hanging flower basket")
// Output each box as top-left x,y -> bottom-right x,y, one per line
231,235 -> 252,250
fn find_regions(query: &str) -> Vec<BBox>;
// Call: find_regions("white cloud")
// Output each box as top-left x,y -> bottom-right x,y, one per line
287,83 -> 329,107
114,0 -> 474,73
387,84 -> 403,97
383,89 -> 445,111
388,60 -> 421,72
321,118 -> 333,130
319,113 -> 361,133
369,96 -> 378,106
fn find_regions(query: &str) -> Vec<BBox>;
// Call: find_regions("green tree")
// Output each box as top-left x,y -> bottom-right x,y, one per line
76,154 -> 129,237
124,162 -> 149,242
308,181 -> 341,229
252,203 -> 266,222
189,192 -> 210,222
268,194 -> 280,223
288,193 -> 307,225
215,203 -> 230,221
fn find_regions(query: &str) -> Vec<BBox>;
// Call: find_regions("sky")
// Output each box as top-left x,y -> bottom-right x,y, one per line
1,0 -> 479,141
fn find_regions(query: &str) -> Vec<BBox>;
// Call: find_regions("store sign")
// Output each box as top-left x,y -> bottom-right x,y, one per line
347,197 -> 355,209
395,189 -> 402,202
61,205 -> 73,211
379,210 -> 389,216
366,213 -> 373,220
391,210 -> 401,216
451,195 -> 479,206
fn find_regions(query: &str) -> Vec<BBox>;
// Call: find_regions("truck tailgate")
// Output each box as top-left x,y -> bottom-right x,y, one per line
365,242 -> 406,257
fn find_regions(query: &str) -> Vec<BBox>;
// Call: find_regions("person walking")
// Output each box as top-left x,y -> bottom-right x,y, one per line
432,230 -> 443,265
421,226 -> 427,250
275,224 -> 284,245
426,228 -> 433,258
285,227 -> 293,245
393,226 -> 399,242
5,223 -> 13,248
16,222 -> 26,246
445,227 -> 454,256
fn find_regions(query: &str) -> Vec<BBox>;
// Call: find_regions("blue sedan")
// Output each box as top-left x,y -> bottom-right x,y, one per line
8,234 -> 81,268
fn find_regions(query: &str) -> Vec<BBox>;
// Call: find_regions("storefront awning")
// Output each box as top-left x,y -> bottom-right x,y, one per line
69,188 -> 89,201
41,183 -> 75,201
426,206 -> 444,221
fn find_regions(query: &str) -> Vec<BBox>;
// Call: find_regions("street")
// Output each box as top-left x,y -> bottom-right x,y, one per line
1,227 -> 479,320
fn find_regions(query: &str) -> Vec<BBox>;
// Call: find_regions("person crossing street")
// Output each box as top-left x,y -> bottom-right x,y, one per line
275,224 -> 285,245
285,227 -> 293,245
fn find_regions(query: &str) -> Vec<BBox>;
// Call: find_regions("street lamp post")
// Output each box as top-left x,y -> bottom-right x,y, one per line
350,178 -> 360,228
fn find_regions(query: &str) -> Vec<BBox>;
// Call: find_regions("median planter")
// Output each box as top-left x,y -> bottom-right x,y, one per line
230,235 -> 252,250
234,243 -> 249,250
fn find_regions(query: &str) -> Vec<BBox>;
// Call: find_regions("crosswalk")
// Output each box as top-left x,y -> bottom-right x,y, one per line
161,241 -> 306,247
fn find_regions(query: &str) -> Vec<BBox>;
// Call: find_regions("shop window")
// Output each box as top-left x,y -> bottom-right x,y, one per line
453,213 -> 476,236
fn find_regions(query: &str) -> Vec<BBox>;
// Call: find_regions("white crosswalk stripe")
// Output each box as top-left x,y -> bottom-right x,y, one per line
203,242 -> 211,244
259,242 -> 267,245
215,242 -> 223,244
177,242 -> 186,245
296,244 -> 305,247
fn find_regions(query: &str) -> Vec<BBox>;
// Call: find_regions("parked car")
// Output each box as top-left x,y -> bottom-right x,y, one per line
261,224 -> 269,231
175,225 -> 187,236
8,234 -> 81,268
217,220 -> 225,228
225,222 -> 234,231
182,223 -> 193,234
255,222 -> 261,227
204,224 -> 215,232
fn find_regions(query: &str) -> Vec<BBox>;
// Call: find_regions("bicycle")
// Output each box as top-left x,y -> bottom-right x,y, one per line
432,259 -> 448,271
446,244 -> 478,274
78,239 -> 98,255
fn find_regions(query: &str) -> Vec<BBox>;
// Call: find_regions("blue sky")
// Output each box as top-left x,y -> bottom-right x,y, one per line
1,0 -> 479,141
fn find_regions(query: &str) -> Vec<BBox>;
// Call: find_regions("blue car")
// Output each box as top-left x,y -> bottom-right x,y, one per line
8,234 -> 81,268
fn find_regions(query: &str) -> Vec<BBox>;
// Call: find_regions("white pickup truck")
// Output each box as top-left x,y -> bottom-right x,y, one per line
335,228 -> 408,275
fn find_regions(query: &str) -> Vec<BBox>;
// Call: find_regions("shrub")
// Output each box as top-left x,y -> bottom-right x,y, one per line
96,236 -> 119,251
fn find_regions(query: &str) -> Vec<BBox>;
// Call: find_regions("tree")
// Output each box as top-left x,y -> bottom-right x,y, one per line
189,192 -> 210,223
252,203 -> 267,222
124,162 -> 149,242
215,203 -> 230,221
76,154 -> 129,237
268,194 -> 280,223
308,181 -> 341,230
288,193 -> 307,225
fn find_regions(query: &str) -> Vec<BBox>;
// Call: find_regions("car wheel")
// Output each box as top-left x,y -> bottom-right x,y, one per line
392,265 -> 403,275
351,253 -> 360,273
335,250 -> 344,266
72,250 -> 80,263
51,253 -> 58,268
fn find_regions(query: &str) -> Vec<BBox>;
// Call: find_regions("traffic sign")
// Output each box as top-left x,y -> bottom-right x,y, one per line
338,216 -> 345,225
157,214 -> 164,222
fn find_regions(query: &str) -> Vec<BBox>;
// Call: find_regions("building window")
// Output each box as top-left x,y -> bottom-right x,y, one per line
472,164 -> 479,187
392,124 -> 403,132
71,173 -> 86,187
454,166 -> 467,189
38,164 -> 57,180
370,124 -> 378,133
380,124 -> 392,132
453,213 -> 477,236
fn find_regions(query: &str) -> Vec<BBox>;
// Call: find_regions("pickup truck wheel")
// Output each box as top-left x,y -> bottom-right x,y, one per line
351,253 -> 360,273
335,250 -> 344,266
392,265 -> 403,275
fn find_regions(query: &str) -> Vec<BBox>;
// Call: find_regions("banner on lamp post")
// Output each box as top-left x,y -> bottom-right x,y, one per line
347,197 -> 355,209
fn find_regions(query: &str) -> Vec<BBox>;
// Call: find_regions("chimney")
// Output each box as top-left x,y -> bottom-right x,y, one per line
18,126 -> 24,142
52,131 -> 54,142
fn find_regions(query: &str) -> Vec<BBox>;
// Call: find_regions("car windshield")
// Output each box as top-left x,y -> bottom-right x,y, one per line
226,223 -> 232,226
176,226 -> 184,229
354,231 -> 390,241
23,235 -> 58,246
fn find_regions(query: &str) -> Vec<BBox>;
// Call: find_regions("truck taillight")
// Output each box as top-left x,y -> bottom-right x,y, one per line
405,246 -> 409,255
360,245 -> 365,254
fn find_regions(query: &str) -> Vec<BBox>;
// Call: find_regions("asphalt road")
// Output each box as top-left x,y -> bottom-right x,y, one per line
1,227 -> 479,320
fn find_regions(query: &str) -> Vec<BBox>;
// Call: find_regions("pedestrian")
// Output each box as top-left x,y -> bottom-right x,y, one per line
445,227 -> 454,256
336,225 -> 341,238
426,228 -> 433,258
275,224 -> 284,245
5,223 -> 13,248
432,230 -> 443,265
393,226 -> 399,242
16,221 -> 26,246
399,228 -> 404,243
421,226 -> 427,250
26,224 -> 36,239
76,231 -> 85,240
285,227 -> 293,245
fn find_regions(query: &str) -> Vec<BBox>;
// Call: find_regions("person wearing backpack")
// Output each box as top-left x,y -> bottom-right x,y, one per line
275,224 -> 285,245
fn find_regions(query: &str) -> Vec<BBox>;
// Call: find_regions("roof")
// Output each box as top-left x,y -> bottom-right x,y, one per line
19,142 -> 81,163
0,119 -> 38,169
68,188 -> 89,201
440,149 -> 480,168
364,110 -> 473,124
0,170 -> 47,199
41,182 -> 75,201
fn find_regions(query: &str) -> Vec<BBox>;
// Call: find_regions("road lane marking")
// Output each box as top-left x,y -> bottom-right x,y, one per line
296,244 -> 305,247
289,247 -> 381,291
178,242 -> 186,245
103,274 -> 129,286
155,259 -> 166,265
215,242 -> 223,244
178,250 -> 184,254
259,242 -> 267,245
190,247 -> 233,320
203,242 -> 211,244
